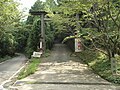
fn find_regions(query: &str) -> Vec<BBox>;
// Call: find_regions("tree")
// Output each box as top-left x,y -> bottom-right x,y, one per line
13,22 -> 29,52
51,0 -> 92,41
84,0 -> 120,60
26,0 -> 45,25
0,0 -> 22,57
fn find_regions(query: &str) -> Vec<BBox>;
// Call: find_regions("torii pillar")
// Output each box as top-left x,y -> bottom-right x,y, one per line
29,11 -> 47,52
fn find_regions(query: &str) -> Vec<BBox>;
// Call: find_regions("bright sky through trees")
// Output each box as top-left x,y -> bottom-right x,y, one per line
17,0 -> 46,12
16,0 -> 46,20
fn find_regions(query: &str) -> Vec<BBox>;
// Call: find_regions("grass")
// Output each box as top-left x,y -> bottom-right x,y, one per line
17,58 -> 40,80
17,49 -> 51,80
76,50 -> 120,84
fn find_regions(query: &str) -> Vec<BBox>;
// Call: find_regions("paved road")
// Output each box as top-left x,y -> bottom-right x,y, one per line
0,54 -> 27,85
12,44 -> 120,90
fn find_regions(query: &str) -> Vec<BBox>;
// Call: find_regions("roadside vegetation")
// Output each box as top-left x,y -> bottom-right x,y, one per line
76,50 -> 120,84
17,49 -> 51,80
17,58 -> 40,79
0,0 -> 55,59
0,56 -> 13,63
0,54 -> 18,63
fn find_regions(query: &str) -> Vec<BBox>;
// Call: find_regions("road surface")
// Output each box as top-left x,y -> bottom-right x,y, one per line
0,54 -> 27,85
13,44 -> 120,90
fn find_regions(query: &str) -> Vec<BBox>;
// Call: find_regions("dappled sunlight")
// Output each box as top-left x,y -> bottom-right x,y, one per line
39,61 -> 88,74
20,78 -> 36,82
15,84 -> 117,90
20,59 -> 110,84
17,84 -> 33,90
13,44 -> 115,90
17,44 -> 110,84
40,70 -> 57,74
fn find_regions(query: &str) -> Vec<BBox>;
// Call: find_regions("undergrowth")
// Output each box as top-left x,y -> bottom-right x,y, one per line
76,50 -> 120,84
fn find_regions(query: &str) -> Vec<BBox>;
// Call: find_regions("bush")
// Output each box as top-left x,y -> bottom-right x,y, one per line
76,50 -> 120,84
0,55 -> 11,63
14,24 -> 29,53
0,33 -> 16,57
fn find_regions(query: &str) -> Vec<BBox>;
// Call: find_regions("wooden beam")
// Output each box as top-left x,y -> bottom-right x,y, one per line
29,11 -> 47,15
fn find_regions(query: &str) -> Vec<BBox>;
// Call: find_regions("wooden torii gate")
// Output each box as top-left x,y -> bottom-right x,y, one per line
29,11 -> 47,53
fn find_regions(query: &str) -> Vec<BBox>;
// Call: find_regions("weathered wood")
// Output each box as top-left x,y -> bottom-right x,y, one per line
41,14 -> 46,51
29,11 -> 47,15
29,11 -> 47,52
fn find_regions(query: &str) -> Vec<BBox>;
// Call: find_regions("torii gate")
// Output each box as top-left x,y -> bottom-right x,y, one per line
29,11 -> 47,53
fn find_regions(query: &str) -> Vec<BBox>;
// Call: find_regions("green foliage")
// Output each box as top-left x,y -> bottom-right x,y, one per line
26,20 -> 55,58
42,49 -> 51,57
45,0 -> 57,17
0,55 -> 12,63
33,0 -> 120,84
14,23 -> 29,52
25,0 -> 44,58
52,0 -> 120,60
26,19 -> 41,58
45,22 -> 55,49
26,0 -> 45,25
77,50 -> 120,84
85,0 -> 120,59
50,0 -> 93,42
0,33 -> 16,57
0,0 -> 23,57
0,0 -> 21,28
17,58 -> 40,79
25,0 -> 56,58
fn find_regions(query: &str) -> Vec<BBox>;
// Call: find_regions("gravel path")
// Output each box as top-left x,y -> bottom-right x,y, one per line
12,44 -> 120,90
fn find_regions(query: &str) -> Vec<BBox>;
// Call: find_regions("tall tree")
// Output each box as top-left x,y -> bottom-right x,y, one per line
51,0 -> 92,40
26,0 -> 45,25
0,0 -> 22,57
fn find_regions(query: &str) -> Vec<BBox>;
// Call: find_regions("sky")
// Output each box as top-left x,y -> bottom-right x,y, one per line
17,0 -> 46,12
16,0 -> 46,20
16,0 -> 58,20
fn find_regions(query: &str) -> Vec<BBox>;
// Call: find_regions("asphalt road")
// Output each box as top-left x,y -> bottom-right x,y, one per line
0,54 -> 27,85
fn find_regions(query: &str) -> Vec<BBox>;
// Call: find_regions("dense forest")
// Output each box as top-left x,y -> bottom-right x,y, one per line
0,0 -> 120,84
0,0 -> 56,58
